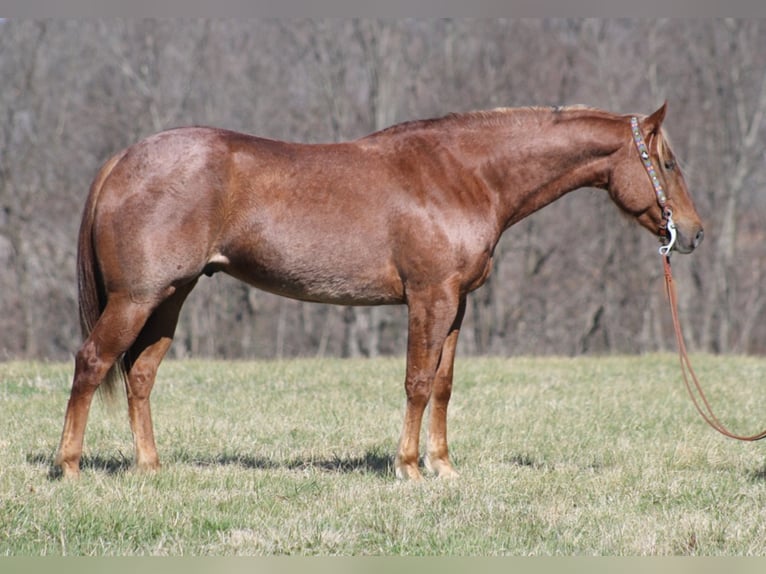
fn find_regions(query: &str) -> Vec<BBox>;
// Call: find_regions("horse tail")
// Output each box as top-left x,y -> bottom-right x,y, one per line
77,149 -> 127,405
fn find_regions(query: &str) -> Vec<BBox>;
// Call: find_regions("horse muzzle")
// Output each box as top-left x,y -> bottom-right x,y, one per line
673,224 -> 704,254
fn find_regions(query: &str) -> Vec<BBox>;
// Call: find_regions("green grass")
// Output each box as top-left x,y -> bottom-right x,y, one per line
2,355 -> 766,555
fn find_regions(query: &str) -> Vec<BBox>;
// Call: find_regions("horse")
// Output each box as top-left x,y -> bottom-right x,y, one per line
54,102 -> 704,480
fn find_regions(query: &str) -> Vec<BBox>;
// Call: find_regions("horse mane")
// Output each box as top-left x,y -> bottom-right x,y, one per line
363,107 -> 531,138
363,106 -> 680,172
363,105 -> 614,139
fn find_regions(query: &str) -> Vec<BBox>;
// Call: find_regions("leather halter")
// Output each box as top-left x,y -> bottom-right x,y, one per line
630,117 -> 677,255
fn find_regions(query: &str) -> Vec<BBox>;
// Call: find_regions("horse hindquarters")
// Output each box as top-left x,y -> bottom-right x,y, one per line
55,142 -> 203,477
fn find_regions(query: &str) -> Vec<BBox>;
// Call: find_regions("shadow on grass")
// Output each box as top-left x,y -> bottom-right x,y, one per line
748,464 -> 766,482
28,451 -> 133,480
505,453 -> 546,469
182,449 -> 395,478
30,448 -> 394,479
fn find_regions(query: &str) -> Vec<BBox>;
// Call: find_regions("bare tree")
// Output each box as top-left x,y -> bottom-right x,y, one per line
2,19 -> 766,361
675,20 -> 766,353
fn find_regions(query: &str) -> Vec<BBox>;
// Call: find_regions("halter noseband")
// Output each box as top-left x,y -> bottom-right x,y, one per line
630,116 -> 677,256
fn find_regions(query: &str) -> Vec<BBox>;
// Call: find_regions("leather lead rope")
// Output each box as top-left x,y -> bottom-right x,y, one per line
632,115 -> 764,440
663,255 -> 766,441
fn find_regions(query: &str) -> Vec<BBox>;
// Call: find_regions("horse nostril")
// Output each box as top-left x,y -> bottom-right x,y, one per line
694,229 -> 704,248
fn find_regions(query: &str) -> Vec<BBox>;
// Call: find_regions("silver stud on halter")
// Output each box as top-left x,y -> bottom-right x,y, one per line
630,117 -> 676,255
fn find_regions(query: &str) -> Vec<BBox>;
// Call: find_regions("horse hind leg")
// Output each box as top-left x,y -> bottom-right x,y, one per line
55,294 -> 156,478
123,281 -> 196,472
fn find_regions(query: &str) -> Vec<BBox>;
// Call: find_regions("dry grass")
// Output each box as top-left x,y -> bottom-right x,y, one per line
2,355 -> 766,555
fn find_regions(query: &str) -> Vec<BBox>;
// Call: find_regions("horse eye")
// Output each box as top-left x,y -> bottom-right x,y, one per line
664,159 -> 676,171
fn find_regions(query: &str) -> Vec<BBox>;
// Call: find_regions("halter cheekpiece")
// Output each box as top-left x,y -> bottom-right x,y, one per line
630,116 -> 676,255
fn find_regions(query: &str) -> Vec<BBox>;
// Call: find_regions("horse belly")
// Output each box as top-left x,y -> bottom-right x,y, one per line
223,240 -> 405,306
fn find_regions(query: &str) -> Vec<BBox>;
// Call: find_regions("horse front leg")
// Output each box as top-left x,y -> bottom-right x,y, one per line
424,297 -> 466,479
395,287 -> 462,481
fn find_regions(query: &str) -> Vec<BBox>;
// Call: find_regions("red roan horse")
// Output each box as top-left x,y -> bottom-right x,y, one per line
55,103 -> 704,480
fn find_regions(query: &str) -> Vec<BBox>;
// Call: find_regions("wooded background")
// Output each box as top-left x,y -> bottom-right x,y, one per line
2,19 -> 765,361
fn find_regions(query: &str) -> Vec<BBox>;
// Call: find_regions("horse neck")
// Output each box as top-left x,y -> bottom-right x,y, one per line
461,109 -> 628,231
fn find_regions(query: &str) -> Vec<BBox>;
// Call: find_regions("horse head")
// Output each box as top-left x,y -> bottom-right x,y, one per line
609,102 -> 704,254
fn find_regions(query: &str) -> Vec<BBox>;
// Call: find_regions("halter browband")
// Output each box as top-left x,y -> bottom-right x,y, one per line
630,116 -> 676,255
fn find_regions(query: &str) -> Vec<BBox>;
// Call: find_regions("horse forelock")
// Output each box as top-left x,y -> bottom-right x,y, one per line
650,123 -> 689,179
655,128 -> 674,167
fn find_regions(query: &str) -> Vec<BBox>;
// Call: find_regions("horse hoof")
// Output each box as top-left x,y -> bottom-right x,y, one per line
438,468 -> 460,479
394,462 -> 423,481
425,455 -> 460,479
52,464 -> 80,480
135,460 -> 161,474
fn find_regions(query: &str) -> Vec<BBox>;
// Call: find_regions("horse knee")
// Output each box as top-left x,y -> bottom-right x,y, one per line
405,373 -> 432,405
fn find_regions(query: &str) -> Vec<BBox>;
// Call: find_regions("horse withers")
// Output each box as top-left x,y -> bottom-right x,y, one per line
54,103 -> 703,480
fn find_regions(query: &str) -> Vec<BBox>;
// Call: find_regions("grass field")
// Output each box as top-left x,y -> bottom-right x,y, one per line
2,354 -> 766,556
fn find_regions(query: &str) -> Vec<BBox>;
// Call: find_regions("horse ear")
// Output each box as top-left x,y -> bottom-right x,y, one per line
642,101 -> 667,135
